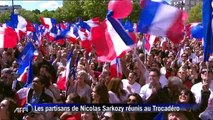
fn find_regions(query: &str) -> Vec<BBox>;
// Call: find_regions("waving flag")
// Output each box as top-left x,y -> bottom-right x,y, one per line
138,1 -> 186,44
144,34 -> 157,54
17,42 -> 36,74
0,27 -> 18,48
110,58 -> 122,78
17,67 -> 28,83
124,20 -> 137,42
202,0 -> 213,62
15,87 -> 30,106
10,14 -> 34,32
57,52 -> 72,91
40,17 -> 56,31
24,58 -> 33,87
92,11 -> 135,62
77,18 -> 100,52
47,26 -> 58,41
84,17 -> 100,28
55,24 -> 78,44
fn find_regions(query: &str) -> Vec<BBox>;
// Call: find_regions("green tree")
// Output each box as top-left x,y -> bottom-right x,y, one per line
128,1 -> 141,23
188,2 -> 202,23
60,0 -> 84,22
32,9 -> 41,14
82,0 -> 108,20
0,11 -> 10,23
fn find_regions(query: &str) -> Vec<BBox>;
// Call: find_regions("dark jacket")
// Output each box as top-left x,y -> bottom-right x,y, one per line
191,90 -> 211,120
27,88 -> 53,104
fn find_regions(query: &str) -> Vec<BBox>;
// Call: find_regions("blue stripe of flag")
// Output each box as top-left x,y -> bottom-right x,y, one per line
106,11 -> 135,46
137,1 -> 160,33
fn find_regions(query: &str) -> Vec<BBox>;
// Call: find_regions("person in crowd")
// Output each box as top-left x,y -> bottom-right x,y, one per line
165,111 -> 196,120
73,70 -> 92,103
123,93 -> 144,120
27,75 -> 53,104
25,112 -> 45,120
144,61 -> 168,87
81,112 -> 98,120
39,64 -> 62,103
0,68 -> 16,99
188,65 -> 200,84
122,71 -> 141,94
92,83 -> 109,104
140,68 -> 163,101
98,68 -> 111,87
191,67 -> 213,120
177,67 -> 193,89
107,77 -> 129,103
101,112 -> 124,120
0,98 -> 19,120
60,93 -> 81,120
146,76 -> 183,104
177,87 -> 210,119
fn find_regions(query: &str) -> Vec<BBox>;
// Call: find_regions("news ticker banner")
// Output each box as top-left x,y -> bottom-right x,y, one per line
14,103 -> 196,113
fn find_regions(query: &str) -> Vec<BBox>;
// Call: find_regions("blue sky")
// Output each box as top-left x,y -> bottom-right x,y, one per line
0,1 -> 63,11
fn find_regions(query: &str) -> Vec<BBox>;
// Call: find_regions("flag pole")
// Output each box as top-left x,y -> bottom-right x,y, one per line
12,0 -> 14,14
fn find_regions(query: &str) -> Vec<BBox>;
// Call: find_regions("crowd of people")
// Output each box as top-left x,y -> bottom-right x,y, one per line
0,32 -> 212,120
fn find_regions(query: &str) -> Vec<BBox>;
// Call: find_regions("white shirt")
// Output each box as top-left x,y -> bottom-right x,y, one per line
122,79 -> 141,94
144,69 -> 168,88
108,91 -> 120,103
140,83 -> 163,101
191,81 -> 213,119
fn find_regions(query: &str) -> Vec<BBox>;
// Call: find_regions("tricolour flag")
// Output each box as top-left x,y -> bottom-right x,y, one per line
16,42 -> 36,74
0,27 -> 18,48
15,87 -> 30,107
110,58 -> 122,78
144,34 -> 157,54
138,1 -> 186,44
40,17 -> 56,31
91,11 -> 135,62
57,52 -> 72,91
10,14 -> 34,32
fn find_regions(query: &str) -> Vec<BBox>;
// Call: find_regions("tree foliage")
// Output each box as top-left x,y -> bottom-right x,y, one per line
0,1 -> 141,24
188,2 -> 202,23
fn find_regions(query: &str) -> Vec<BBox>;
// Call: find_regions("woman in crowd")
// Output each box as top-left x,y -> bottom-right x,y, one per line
91,83 -> 109,104
123,93 -> 145,120
81,112 -> 98,120
60,93 -> 82,120
74,70 -> 92,103
177,67 -> 193,89
107,77 -> 129,103
177,87 -> 210,119
0,98 -> 19,120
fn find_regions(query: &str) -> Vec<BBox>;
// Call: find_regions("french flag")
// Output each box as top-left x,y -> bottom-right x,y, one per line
57,52 -> 72,91
47,26 -> 58,41
17,41 -> 36,75
76,20 -> 92,52
40,17 -> 56,31
110,58 -> 122,79
91,11 -> 135,62
0,27 -> 18,48
124,20 -> 137,43
144,34 -> 157,54
15,87 -> 30,107
55,24 -> 78,44
84,17 -> 100,28
138,1 -> 186,44
10,14 -> 34,32
17,67 -> 28,83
